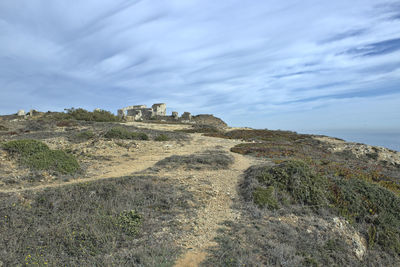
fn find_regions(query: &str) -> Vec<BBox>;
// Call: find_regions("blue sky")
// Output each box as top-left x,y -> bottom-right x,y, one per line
1,0 -> 399,131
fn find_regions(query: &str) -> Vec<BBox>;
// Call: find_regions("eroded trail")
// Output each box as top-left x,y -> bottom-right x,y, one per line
173,151 -> 256,267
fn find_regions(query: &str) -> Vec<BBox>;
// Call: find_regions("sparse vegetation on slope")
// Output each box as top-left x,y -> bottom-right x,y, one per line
205,159 -> 400,266
155,150 -> 234,170
245,160 -> 329,209
180,124 -> 222,134
46,108 -> 120,122
104,126 -> 149,140
0,175 -> 197,266
73,130 -> 95,142
155,134 -> 170,141
2,139 -> 79,174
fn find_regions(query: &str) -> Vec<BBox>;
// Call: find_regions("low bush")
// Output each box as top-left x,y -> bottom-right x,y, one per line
2,139 -> 79,174
253,186 -> 278,209
331,178 -> 400,255
45,108 -> 120,122
245,160 -> 329,209
0,124 -> 8,131
56,120 -> 78,127
206,129 -> 308,142
104,127 -> 148,140
155,134 -> 169,141
242,160 -> 400,257
2,139 -> 49,156
116,210 -> 142,236
155,150 -> 234,170
180,124 -> 222,134
74,130 -> 95,141
65,108 -> 120,122
25,150 -> 79,174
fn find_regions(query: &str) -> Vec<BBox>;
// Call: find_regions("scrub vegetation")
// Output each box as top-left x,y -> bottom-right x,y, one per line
204,129 -> 400,266
0,175 -> 197,266
154,150 -> 234,171
48,108 -> 120,122
104,127 -> 149,140
2,139 -> 79,174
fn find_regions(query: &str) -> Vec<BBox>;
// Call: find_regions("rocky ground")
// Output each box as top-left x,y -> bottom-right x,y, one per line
0,114 -> 399,266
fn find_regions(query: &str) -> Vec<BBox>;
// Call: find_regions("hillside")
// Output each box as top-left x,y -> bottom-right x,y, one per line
0,111 -> 399,266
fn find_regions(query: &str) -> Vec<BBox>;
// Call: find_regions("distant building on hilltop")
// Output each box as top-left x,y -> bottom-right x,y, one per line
117,103 -> 171,121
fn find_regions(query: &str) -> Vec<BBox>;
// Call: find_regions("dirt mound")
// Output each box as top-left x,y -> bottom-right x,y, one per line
192,114 -> 227,128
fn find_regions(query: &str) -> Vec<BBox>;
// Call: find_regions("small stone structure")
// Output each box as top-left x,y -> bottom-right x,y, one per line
181,112 -> 192,121
172,111 -> 179,120
17,110 -> 25,116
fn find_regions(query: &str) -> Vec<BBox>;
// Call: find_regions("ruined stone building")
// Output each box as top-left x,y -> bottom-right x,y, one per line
118,103 -> 169,121
117,103 -> 196,122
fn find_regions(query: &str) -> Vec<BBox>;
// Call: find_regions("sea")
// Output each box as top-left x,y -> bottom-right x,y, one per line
299,129 -> 400,152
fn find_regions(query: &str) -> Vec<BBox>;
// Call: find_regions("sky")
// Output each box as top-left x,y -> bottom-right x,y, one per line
0,0 -> 399,133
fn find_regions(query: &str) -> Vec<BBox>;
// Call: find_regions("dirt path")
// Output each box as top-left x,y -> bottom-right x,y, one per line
173,151 -> 256,267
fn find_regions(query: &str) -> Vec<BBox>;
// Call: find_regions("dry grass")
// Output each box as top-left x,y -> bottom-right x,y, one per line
0,175 -> 198,266
154,150 -> 234,171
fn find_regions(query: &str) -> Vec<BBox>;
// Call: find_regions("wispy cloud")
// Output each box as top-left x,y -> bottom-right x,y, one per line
0,0 -> 399,130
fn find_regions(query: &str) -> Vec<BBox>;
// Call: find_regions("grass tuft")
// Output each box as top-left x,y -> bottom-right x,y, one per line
74,130 -> 95,141
155,150 -> 234,170
155,134 -> 170,141
104,127 -> 148,140
116,210 -> 142,236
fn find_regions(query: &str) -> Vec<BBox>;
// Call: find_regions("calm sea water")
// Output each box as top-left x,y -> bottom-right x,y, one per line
299,129 -> 400,152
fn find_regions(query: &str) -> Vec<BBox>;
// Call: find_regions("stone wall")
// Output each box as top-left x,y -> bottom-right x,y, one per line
152,103 -> 166,116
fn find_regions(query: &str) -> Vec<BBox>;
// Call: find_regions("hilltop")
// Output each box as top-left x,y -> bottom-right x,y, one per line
0,109 -> 399,266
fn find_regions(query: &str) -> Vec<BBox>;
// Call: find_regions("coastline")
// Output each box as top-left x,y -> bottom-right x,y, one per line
300,129 -> 400,152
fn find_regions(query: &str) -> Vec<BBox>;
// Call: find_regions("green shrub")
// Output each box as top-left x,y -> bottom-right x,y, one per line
2,139 -> 50,156
24,150 -> 80,174
2,139 -> 79,174
56,120 -> 77,127
330,178 -> 400,255
253,186 -> 278,209
180,124 -> 222,134
155,134 -> 169,141
244,159 -> 400,256
256,160 -> 328,208
75,131 -> 95,141
155,150 -> 234,170
65,108 -> 120,122
104,127 -> 148,140
116,210 -> 142,236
